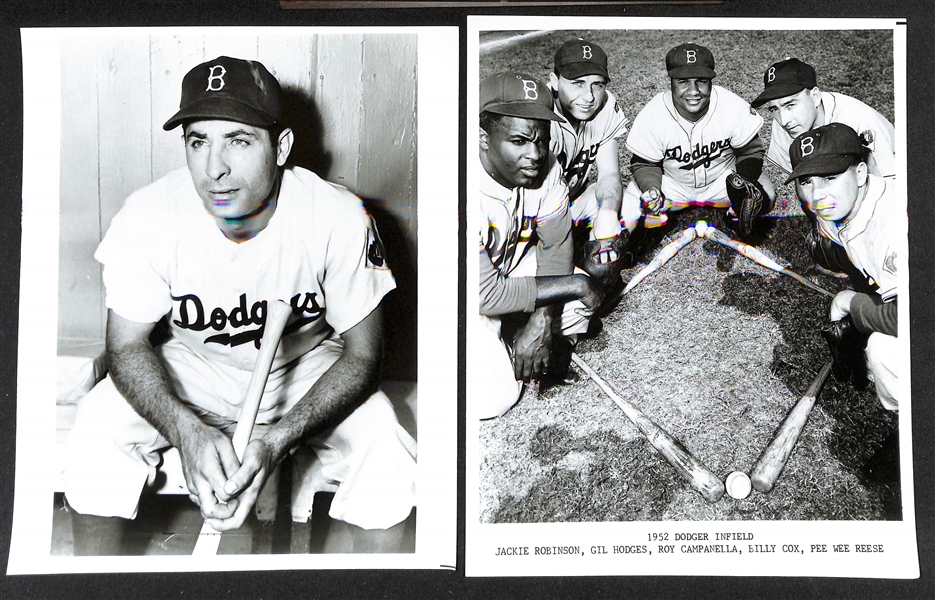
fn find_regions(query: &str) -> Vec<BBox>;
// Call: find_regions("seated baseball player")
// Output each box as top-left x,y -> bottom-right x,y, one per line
548,39 -> 630,309
751,57 -> 896,281
787,123 -> 900,411
477,71 -> 603,420
63,56 -> 416,554
621,43 -> 772,238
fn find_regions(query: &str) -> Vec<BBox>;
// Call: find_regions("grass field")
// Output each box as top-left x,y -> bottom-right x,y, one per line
477,28 -> 900,523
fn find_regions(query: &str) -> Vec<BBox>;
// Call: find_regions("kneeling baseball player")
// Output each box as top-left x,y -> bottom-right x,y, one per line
621,43 -> 773,238
477,72 -> 604,419
63,57 -> 416,554
751,57 -> 896,284
548,39 -> 630,312
787,123 -> 900,411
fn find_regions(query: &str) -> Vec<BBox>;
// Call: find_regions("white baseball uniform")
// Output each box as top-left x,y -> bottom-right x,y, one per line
622,85 -> 764,227
477,154 -> 588,419
64,165 -> 416,529
820,174 -> 901,410
767,91 -> 896,178
550,88 -> 629,220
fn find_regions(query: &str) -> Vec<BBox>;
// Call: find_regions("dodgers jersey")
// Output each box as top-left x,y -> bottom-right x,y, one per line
767,91 -> 896,177
479,154 -> 571,315
550,88 -> 629,200
96,165 -> 395,376
627,85 -> 763,191
821,174 -> 900,302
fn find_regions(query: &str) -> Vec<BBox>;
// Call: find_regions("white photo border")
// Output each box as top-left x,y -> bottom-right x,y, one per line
9,25 -> 458,574
466,15 -> 916,579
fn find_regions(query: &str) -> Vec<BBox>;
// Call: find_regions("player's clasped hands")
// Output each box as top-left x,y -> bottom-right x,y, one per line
640,187 -> 668,215
179,425 -> 275,531
206,438 -> 276,531
180,426 -> 242,522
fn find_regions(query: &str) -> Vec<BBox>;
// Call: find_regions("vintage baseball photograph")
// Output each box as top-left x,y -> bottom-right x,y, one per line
466,16 -> 917,578
10,26 -> 457,573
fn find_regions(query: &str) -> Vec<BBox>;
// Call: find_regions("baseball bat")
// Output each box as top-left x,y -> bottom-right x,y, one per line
191,299 -> 293,556
571,352 -> 725,503
750,359 -> 833,493
622,228 -> 697,295
702,226 -> 835,298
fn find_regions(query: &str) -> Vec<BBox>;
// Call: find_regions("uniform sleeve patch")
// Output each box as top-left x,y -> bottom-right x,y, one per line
366,221 -> 389,270
883,250 -> 897,275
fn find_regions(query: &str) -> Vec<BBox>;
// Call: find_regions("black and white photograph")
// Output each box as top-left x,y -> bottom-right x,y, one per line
9,26 -> 457,573
466,16 -> 917,578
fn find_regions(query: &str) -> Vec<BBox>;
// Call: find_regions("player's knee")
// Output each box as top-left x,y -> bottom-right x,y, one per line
478,379 -> 524,420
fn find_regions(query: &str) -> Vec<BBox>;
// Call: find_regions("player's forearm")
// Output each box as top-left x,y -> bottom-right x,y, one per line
479,247 -> 538,315
594,175 -> 623,214
107,342 -> 205,449
734,137 -> 765,181
850,294 -> 898,337
534,274 -> 590,308
262,351 -> 381,463
630,156 -> 663,193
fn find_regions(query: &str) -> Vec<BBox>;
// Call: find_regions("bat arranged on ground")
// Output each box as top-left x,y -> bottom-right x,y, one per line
571,352 -> 725,503
191,299 -> 293,556
701,225 -> 835,298
622,227 -> 697,295
750,359 -> 833,493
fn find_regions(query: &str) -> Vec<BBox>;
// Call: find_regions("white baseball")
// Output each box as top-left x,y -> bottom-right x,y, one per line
694,220 -> 709,238
726,471 -> 752,500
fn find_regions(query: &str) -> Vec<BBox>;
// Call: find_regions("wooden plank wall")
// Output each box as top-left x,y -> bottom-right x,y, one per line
58,32 -> 418,378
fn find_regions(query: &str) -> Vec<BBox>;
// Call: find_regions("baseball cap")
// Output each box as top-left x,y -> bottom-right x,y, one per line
163,56 -> 283,131
666,43 -> 716,79
480,72 -> 563,121
751,58 -> 817,108
554,39 -> 610,81
786,123 -> 864,184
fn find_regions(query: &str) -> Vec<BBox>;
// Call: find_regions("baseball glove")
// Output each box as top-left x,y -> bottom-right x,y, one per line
577,231 -> 629,318
726,172 -> 772,237
821,316 -> 870,388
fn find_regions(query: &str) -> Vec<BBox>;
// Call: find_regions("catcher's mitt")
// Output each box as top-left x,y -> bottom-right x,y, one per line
577,231 -> 629,318
821,316 -> 870,388
726,172 -> 772,237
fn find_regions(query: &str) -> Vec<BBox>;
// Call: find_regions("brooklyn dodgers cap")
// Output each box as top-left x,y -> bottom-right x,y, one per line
751,57 -> 818,108
666,43 -> 716,79
554,39 -> 610,81
164,56 -> 283,130
480,72 -> 563,121
787,123 -> 864,184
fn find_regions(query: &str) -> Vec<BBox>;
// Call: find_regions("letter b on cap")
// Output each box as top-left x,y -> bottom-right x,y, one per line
767,66 -> 776,83
799,136 -> 815,157
686,49 -> 696,63
522,79 -> 539,100
206,65 -> 227,92
582,45 -> 592,59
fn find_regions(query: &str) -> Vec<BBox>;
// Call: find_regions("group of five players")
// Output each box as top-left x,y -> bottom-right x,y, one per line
477,38 -> 899,419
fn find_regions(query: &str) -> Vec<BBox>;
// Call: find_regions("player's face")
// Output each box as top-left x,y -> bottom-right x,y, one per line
670,78 -> 712,121
765,88 -> 821,138
185,120 -> 285,226
552,73 -> 608,123
480,115 -> 551,189
795,162 -> 867,223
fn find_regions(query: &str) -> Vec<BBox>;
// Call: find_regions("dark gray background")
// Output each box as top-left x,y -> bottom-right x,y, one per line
2,0 -> 932,598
